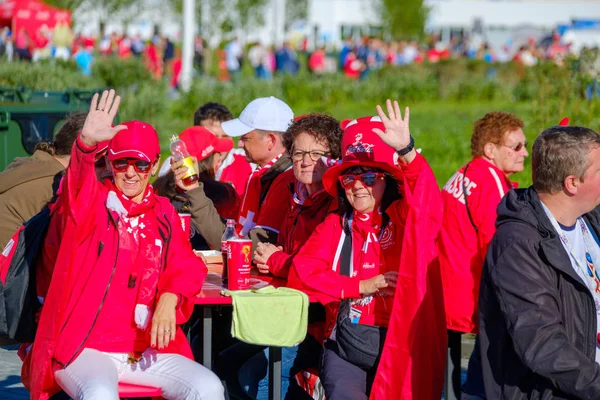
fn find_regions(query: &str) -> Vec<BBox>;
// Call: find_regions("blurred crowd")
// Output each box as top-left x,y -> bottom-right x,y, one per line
0,25 -> 599,86
214,31 -> 595,82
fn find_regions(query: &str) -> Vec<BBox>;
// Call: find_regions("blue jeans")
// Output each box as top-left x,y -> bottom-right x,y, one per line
462,336 -> 486,398
238,335 -> 322,400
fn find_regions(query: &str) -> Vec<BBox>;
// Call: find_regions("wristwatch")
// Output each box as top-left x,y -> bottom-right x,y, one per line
396,135 -> 415,156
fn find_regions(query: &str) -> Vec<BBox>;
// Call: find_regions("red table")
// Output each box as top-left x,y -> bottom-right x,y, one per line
194,264 -> 287,305
192,264 -> 290,400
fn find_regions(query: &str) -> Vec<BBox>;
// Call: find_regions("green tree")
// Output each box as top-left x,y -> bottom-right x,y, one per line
378,0 -> 428,39
234,0 -> 268,37
45,0 -> 140,34
168,0 -> 267,39
285,0 -> 308,31
43,0 -> 84,10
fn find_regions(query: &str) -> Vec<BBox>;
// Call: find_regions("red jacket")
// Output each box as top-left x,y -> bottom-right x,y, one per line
290,153 -> 446,399
344,54 -> 361,80
24,138 -> 207,400
252,168 -> 295,235
217,148 -> 253,197
439,157 -> 515,333
267,188 -> 338,278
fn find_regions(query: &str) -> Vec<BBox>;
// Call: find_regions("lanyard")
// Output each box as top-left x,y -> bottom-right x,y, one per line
542,203 -> 600,295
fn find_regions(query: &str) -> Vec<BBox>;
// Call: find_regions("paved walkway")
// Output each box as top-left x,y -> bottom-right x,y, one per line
0,345 -> 27,400
0,337 -> 474,400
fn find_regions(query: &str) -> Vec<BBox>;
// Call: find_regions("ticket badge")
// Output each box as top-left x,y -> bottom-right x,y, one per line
349,307 -> 362,324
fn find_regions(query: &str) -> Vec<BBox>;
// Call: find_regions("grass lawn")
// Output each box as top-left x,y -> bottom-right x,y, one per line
159,97 -> 597,189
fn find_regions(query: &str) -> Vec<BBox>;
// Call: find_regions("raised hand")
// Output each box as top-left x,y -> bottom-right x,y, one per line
373,100 -> 412,151
80,89 -> 127,147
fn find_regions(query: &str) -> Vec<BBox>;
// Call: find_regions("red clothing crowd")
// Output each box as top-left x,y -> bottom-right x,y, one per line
0,93 -> 536,400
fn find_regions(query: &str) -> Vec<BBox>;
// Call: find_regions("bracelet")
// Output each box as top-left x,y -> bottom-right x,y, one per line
396,135 -> 415,156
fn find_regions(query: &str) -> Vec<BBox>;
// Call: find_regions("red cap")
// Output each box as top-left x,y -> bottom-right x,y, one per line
322,116 -> 404,196
108,120 -> 160,162
179,126 -> 233,161
340,119 -> 352,130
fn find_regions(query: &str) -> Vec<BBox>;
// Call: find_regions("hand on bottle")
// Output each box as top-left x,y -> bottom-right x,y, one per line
171,156 -> 200,191
81,90 -> 127,147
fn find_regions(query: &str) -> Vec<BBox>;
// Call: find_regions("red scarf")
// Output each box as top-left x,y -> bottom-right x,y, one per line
237,153 -> 283,236
104,180 -> 162,330
348,210 -> 386,326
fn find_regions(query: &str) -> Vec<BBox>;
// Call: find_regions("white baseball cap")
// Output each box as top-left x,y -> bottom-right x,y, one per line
222,96 -> 294,137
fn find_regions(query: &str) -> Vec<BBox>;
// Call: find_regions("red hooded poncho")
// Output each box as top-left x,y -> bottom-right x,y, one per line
23,137 -> 207,400
289,153 -> 446,399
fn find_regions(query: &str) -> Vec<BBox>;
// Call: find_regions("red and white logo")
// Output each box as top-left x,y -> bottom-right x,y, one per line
380,224 -> 394,250
346,133 -> 375,156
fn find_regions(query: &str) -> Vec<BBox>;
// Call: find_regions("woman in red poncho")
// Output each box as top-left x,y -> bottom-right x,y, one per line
289,101 -> 447,399
24,90 -> 224,400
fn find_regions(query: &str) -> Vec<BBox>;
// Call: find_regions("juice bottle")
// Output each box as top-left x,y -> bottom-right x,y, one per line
169,134 -> 199,186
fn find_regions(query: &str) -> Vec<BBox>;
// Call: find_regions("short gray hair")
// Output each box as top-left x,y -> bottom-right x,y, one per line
532,126 -> 600,194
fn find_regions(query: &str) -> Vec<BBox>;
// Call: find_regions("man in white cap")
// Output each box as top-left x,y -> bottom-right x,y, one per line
222,96 -> 295,248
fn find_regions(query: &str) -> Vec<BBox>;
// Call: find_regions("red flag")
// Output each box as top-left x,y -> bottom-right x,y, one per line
370,156 -> 447,399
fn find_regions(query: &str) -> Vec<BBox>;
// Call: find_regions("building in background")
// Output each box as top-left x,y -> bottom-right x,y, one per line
70,0 -> 600,53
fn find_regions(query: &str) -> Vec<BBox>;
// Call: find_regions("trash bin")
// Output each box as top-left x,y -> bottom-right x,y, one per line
0,87 -> 102,171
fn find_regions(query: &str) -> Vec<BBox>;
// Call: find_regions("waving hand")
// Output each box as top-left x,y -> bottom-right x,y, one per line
80,89 -> 127,147
372,99 -> 416,164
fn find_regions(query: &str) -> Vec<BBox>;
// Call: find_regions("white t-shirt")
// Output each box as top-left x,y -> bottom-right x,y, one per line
226,41 -> 242,71
556,220 -> 600,364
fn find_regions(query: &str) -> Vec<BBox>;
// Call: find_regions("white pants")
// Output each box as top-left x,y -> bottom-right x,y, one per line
55,348 -> 224,400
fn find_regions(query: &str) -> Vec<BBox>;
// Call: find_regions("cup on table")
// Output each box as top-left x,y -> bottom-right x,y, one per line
227,238 -> 252,290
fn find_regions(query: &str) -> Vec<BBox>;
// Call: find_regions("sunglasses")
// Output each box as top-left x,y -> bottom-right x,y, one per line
339,172 -> 385,189
111,158 -> 152,173
503,141 -> 528,152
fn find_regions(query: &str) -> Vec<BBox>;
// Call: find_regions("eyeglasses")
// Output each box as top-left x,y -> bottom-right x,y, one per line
338,172 -> 385,189
111,158 -> 152,173
503,142 -> 528,152
291,150 -> 330,162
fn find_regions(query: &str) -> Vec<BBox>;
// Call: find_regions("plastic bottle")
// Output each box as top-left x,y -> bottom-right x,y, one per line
169,134 -> 199,186
221,219 -> 238,284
